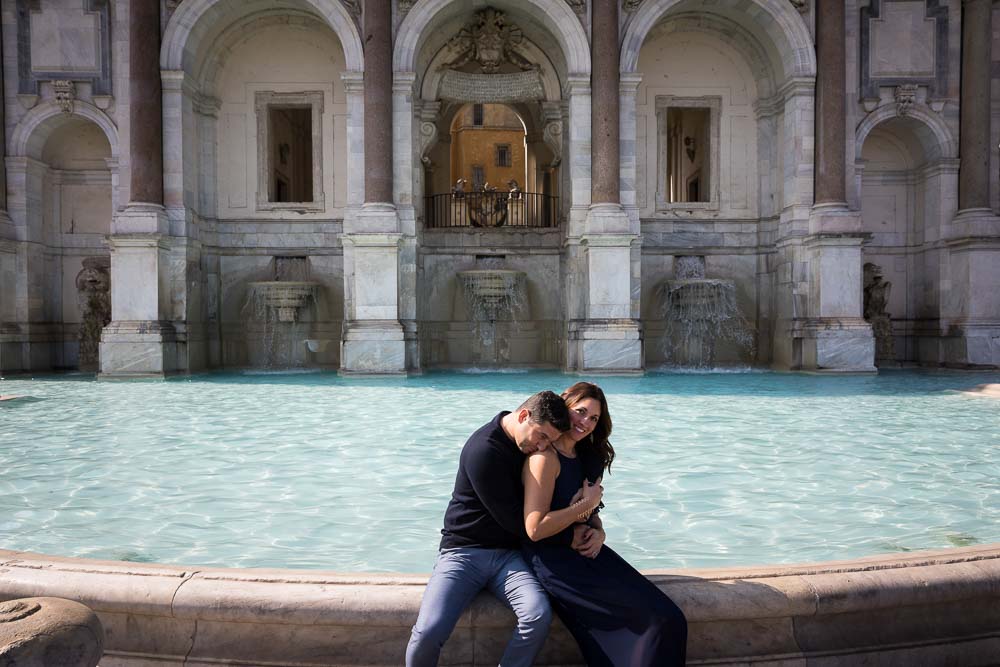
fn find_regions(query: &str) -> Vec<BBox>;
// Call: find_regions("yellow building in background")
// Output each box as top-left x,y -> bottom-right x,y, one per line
450,104 -> 526,190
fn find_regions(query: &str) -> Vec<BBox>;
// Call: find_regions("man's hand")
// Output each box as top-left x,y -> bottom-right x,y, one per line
570,523 -> 589,549
573,525 -> 605,559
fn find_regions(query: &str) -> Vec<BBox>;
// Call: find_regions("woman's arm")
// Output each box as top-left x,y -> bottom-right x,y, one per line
522,452 -> 603,542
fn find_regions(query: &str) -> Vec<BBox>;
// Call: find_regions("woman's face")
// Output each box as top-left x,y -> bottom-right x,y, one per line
566,397 -> 601,442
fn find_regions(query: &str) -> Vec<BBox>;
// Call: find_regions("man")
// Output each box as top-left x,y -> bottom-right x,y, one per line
406,390 -> 572,666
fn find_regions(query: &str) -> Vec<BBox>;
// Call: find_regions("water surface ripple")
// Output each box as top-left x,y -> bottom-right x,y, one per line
1,370 -> 998,572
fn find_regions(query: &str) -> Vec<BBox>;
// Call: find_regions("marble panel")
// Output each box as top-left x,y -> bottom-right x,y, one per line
816,335 -> 876,371
354,246 -> 399,321
586,244 -> 631,320
109,242 -> 163,321
870,3 -> 936,78
580,338 -> 642,371
341,337 -> 405,374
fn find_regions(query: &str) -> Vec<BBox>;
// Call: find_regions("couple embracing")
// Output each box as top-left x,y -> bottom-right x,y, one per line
406,383 -> 688,666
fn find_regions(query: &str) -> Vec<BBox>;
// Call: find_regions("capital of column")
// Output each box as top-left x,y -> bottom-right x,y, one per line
341,71 -> 364,94
392,71 -> 418,94
620,73 -> 643,94
564,74 -> 591,96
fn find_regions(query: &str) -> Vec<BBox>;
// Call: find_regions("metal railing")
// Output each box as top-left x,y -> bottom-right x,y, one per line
424,191 -> 559,229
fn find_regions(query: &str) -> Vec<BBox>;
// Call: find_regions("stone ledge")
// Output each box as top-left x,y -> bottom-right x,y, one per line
0,545 -> 997,665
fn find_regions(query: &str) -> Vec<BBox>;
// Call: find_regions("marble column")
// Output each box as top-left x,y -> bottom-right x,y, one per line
341,0 -> 406,373
957,0 -> 992,214
814,0 -> 846,207
591,0 -> 619,206
364,0 -> 392,206
796,0 -> 873,372
942,0 -> 1000,367
0,18 -> 17,373
100,0 -> 177,377
572,0 -> 641,372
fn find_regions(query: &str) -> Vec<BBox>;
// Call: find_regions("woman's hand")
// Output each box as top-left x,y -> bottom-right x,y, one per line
571,524 -> 605,559
569,477 -> 603,520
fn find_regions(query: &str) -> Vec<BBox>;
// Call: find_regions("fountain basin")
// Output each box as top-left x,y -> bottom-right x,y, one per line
246,281 -> 320,323
1,545 -> 998,665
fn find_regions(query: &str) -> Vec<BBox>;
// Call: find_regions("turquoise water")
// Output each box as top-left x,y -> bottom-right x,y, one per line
1,369 -> 998,572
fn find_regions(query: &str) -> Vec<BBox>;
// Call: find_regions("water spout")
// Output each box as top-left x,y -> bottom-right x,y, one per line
661,257 -> 754,367
457,269 -> 527,363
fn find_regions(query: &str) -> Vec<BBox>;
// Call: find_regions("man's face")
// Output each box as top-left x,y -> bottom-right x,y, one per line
512,409 -> 563,454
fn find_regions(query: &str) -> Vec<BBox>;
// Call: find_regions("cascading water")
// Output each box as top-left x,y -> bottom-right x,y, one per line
457,268 -> 527,365
243,257 -> 321,368
661,256 -> 754,367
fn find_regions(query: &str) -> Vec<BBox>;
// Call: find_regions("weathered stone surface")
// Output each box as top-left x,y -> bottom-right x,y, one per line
0,597 -> 103,666
1,546 -> 999,665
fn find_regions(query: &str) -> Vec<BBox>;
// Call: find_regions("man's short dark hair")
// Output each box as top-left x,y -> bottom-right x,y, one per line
516,390 -> 571,432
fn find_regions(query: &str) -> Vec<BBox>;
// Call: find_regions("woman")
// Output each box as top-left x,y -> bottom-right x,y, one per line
522,382 -> 687,666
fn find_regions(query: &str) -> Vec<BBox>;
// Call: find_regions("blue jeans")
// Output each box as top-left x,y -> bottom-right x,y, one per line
406,547 -> 552,667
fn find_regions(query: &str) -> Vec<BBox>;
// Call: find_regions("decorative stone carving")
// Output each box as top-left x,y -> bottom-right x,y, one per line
165,0 -> 182,16
860,1 -> 949,104
419,120 -> 438,162
542,120 -> 563,168
789,0 -> 808,11
439,70 -> 544,103
623,0 -> 644,12
341,0 -> 361,19
398,0 -> 415,16
894,84 -> 918,115
863,262 -> 894,361
566,0 -> 587,15
441,9 -> 536,73
53,79 -> 75,113
76,256 -> 111,372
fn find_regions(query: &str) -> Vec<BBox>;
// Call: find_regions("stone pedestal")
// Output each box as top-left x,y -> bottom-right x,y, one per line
797,220 -> 876,372
100,205 -> 179,377
341,207 -> 406,374
940,212 -> 1000,368
0,597 -> 103,666
574,205 -> 641,372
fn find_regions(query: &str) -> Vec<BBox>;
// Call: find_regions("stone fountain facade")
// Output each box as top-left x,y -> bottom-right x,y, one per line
0,0 -> 997,375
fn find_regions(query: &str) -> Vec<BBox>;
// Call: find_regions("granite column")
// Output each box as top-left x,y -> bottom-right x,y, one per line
0,19 -> 17,373
799,0 -> 874,372
942,0 -> 1000,367
573,0 -> 641,372
100,0 -> 178,377
341,0 -> 406,373
957,0 -> 993,214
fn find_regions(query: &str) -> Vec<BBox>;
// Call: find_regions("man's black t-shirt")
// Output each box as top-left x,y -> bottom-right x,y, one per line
440,411 -> 527,550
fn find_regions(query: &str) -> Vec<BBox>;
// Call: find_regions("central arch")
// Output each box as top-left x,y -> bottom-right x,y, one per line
393,0 -> 591,75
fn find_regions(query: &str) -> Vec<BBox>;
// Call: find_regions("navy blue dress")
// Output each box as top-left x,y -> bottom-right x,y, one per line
523,450 -> 687,666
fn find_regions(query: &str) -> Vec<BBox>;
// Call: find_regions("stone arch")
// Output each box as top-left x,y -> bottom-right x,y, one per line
196,11 -> 335,92
11,101 -> 118,161
644,12 -> 777,99
161,0 -> 363,72
394,0 -> 591,75
855,106 -> 957,163
621,0 -> 816,80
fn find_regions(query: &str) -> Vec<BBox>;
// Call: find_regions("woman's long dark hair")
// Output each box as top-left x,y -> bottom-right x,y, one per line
561,382 -> 615,474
